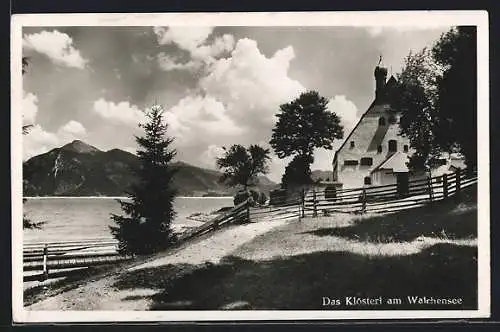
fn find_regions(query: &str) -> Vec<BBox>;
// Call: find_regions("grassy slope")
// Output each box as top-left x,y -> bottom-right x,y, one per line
109,185 -> 478,310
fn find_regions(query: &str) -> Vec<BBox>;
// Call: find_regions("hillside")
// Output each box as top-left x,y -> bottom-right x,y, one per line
23,140 -> 277,197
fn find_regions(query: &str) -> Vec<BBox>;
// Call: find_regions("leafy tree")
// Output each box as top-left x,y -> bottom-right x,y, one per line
110,104 -> 178,255
433,26 -> 477,173
216,144 -> 271,191
397,27 -> 477,174
270,90 -> 343,187
396,49 -> 442,171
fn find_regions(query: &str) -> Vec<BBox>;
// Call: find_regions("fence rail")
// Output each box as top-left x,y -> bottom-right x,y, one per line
23,198 -> 251,282
252,168 -> 477,220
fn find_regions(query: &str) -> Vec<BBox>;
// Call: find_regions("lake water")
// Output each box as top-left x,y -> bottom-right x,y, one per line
23,197 -> 234,244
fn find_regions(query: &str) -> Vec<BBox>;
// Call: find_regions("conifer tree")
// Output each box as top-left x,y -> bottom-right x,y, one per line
110,104 -> 178,255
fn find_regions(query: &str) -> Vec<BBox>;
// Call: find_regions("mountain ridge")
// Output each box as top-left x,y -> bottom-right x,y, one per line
23,140 -> 278,197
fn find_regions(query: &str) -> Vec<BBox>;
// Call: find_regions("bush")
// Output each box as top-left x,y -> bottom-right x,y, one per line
233,189 -> 260,206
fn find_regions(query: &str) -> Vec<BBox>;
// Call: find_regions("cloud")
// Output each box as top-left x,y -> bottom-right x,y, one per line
58,120 -> 87,136
93,98 -> 146,125
157,53 -> 199,71
22,92 -> 38,125
327,95 -> 360,135
23,30 -> 88,69
200,38 -> 304,129
23,120 -> 87,160
166,95 -> 244,146
154,27 -> 235,71
154,26 -> 214,50
199,144 -> 225,169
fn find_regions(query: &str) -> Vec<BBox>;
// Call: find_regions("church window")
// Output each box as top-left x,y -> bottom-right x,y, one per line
378,117 -> 386,126
364,177 -> 372,185
360,157 -> 373,166
350,141 -> 355,148
344,160 -> 358,166
403,144 -> 409,152
388,140 -> 397,152
377,145 -> 382,153
389,115 -> 397,124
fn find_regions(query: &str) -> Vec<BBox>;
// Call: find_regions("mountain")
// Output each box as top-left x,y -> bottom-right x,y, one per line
23,140 -> 278,197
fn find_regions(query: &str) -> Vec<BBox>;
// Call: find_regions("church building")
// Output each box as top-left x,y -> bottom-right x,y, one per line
332,60 -> 418,189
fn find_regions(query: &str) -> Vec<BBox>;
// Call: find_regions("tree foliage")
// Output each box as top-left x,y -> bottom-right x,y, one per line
216,144 -> 271,190
110,105 -> 178,255
270,90 -> 343,186
397,27 -> 477,172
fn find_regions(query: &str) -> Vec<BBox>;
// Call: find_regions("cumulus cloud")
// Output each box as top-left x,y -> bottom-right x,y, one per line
199,38 -> 304,129
23,30 -> 88,69
199,144 -> 225,169
157,53 -> 199,71
23,120 -> 87,160
327,95 -> 360,135
58,120 -> 87,136
166,95 -> 244,146
93,98 -> 146,125
22,92 -> 38,125
153,26 -> 235,71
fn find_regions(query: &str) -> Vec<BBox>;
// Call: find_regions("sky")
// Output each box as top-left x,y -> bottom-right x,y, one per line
21,25 -> 451,182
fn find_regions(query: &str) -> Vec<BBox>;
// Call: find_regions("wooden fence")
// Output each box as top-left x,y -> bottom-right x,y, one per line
23,200 -> 251,282
250,168 -> 477,220
301,168 -> 477,216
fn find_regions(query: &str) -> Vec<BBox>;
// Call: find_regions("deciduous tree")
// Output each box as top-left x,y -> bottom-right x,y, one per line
270,91 -> 343,187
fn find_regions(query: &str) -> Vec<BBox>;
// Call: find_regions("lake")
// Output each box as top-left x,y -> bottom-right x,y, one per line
23,197 -> 234,244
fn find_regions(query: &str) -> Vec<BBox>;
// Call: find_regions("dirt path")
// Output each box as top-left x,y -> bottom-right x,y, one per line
27,219 -> 289,311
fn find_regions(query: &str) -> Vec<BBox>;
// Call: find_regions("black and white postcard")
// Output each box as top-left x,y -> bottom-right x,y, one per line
11,11 -> 490,322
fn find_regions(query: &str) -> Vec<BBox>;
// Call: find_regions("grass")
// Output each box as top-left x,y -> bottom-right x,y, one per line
108,186 -> 478,310
24,265 -> 114,307
307,186 -> 477,243
110,244 -> 476,310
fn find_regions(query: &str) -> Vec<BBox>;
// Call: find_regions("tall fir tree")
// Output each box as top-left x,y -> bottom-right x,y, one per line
110,104 -> 178,255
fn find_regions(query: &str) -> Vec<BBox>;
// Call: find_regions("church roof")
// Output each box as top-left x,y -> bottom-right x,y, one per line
371,151 -> 409,173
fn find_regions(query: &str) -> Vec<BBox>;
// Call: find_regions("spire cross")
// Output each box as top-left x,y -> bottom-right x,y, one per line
378,54 -> 383,66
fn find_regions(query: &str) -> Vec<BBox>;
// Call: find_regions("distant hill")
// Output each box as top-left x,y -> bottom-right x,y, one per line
23,140 -> 277,197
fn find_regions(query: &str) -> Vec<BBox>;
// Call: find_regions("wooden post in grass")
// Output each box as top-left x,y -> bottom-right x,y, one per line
361,188 -> 367,214
42,244 -> 49,281
301,188 -> 305,218
455,168 -> 462,195
442,173 -> 448,199
312,188 -> 317,217
246,199 -> 251,223
427,175 -> 433,203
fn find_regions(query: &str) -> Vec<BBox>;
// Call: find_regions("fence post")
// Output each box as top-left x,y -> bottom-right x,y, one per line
246,199 -> 251,223
42,244 -> 49,281
312,188 -> 317,218
442,174 -> 448,199
427,175 -> 433,203
301,188 -> 305,218
361,188 -> 367,214
455,168 -> 462,195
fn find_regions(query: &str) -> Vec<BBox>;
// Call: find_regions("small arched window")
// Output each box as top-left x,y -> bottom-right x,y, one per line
388,140 -> 397,152
378,117 -> 386,126
403,145 -> 409,153
364,177 -> 372,185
